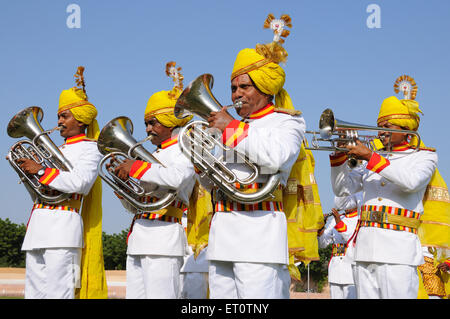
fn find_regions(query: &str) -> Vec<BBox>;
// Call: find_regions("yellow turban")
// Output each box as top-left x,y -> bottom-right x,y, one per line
377,95 -> 422,131
144,88 -> 192,128
58,87 -> 100,140
144,61 -> 193,128
231,44 -> 294,110
58,82 -> 107,298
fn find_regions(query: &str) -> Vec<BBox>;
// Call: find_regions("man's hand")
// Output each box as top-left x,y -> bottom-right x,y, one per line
207,107 -> 235,132
345,139 -> 373,162
16,158 -> 44,175
114,158 -> 136,181
331,208 -> 342,224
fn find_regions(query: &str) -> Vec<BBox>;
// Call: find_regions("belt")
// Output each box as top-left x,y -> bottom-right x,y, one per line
33,193 -> 83,213
360,205 -> 421,234
331,243 -> 347,257
214,183 -> 283,212
134,197 -> 186,222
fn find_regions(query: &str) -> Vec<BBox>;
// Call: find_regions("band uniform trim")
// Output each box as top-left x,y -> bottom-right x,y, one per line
334,221 -> 347,232
330,153 -> 348,167
129,160 -> 151,179
222,120 -> 249,147
360,205 -> 421,234
366,152 -> 390,173
39,168 -> 60,185
332,243 -> 347,257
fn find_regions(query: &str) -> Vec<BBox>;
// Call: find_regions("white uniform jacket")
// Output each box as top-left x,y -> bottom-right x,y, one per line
330,144 -> 438,266
22,134 -> 102,250
120,133 -> 195,257
318,213 -> 358,285
205,104 -> 306,265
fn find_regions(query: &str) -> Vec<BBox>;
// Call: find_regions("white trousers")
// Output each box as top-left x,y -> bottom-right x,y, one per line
126,254 -> 182,299
24,248 -> 81,299
180,272 -> 209,299
208,260 -> 291,299
353,261 -> 419,299
329,283 -> 357,299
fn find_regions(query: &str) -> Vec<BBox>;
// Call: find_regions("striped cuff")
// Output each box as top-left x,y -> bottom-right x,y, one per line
330,153 -> 348,167
334,221 -> 347,232
221,120 -> 249,147
129,160 -> 151,179
366,152 -> 390,173
39,168 -> 60,185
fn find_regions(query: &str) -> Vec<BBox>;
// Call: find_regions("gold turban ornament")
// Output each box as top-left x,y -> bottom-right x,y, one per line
378,75 -> 450,298
144,61 -> 193,127
232,14 -> 323,281
58,66 -> 107,298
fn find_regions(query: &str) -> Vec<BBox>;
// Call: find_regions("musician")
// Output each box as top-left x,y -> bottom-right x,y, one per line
329,84 -> 438,298
318,192 -> 362,299
16,67 -> 107,299
204,15 -> 307,299
112,62 -> 196,299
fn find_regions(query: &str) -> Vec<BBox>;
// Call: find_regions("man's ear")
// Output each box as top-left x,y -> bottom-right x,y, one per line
77,120 -> 87,132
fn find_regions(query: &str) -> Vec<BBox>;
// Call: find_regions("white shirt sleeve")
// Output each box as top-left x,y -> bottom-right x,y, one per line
234,116 -> 305,175
45,143 -> 102,195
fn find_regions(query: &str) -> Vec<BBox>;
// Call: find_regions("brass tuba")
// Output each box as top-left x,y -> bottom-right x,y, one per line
6,106 -> 73,204
174,73 -> 281,204
305,108 -> 422,166
97,116 -> 177,212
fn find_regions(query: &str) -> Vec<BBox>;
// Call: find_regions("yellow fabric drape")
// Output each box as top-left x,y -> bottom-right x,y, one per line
58,87 -> 107,299
75,176 -> 108,299
186,181 -> 213,258
417,168 -> 450,299
283,141 -> 324,281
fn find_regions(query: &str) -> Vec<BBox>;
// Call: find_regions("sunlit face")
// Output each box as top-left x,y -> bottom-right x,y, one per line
377,120 -> 409,149
145,116 -> 173,146
231,74 -> 272,118
57,110 -> 86,138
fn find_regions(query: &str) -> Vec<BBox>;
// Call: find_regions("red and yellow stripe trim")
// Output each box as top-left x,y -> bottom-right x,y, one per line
32,203 -> 79,213
329,153 -> 348,167
129,160 -> 151,179
65,133 -> 87,145
345,209 -> 358,218
160,134 -> 178,149
222,120 -> 249,147
39,168 -> 60,185
248,103 -> 275,119
334,221 -> 348,232
366,152 -> 390,173
215,199 -> 283,213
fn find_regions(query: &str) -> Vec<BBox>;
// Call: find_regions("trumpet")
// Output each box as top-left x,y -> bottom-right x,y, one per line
174,73 -> 281,204
97,116 -> 177,212
305,108 -> 421,167
6,106 -> 73,204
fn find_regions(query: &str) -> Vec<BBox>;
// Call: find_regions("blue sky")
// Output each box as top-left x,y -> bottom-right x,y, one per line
1,1 -> 449,234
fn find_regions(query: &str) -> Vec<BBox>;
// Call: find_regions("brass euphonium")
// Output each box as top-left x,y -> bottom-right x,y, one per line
6,106 -> 73,204
97,116 -> 177,212
305,108 -> 422,167
174,73 -> 281,204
